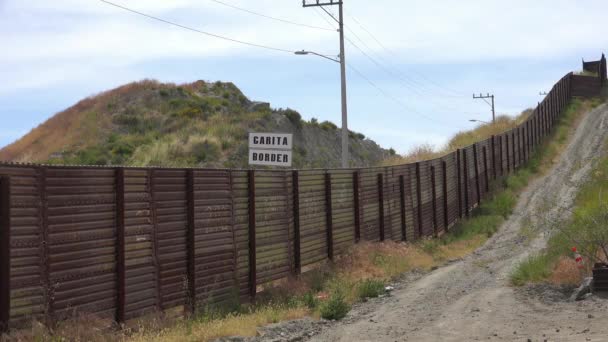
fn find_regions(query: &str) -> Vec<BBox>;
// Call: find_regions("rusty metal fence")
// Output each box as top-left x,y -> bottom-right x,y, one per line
0,60 -> 604,331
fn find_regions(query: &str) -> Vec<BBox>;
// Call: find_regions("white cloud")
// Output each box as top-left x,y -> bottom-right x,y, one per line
2,0 -> 607,91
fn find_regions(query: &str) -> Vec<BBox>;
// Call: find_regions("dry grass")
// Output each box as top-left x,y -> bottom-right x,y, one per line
127,306 -> 309,342
548,257 -> 584,286
5,313 -> 116,342
382,112 -> 532,166
0,80 -> 168,163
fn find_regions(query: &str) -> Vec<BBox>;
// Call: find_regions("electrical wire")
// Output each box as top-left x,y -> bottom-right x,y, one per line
208,0 -> 335,31
346,62 -> 466,128
313,7 -> 337,30
99,0 -> 296,54
308,4 -> 473,124
346,12 -> 468,98
101,0 -> 471,128
345,36 -> 468,114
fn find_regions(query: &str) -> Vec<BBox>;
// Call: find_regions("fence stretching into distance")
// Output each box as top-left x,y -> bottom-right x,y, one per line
0,55 -> 606,331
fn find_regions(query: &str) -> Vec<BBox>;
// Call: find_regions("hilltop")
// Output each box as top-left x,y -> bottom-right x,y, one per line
0,80 -> 391,168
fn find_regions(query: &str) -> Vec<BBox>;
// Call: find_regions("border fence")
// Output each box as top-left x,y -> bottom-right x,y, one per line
0,55 -> 606,331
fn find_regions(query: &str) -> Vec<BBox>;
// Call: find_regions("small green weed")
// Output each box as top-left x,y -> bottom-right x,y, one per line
511,254 -> 552,286
356,279 -> 385,300
320,290 -> 350,320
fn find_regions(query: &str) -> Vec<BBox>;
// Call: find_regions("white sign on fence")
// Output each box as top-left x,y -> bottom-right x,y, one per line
249,149 -> 293,167
248,133 -> 293,167
248,133 -> 293,150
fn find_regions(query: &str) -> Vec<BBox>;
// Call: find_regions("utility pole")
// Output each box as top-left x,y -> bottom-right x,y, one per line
473,93 -> 495,123
539,91 -> 548,96
302,0 -> 349,168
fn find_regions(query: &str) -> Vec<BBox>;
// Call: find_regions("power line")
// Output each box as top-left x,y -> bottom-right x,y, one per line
346,62 -> 463,128
313,7 -> 337,30
99,0 -> 295,54
201,0 -> 467,114
346,11 -> 468,98
208,0 -> 335,32
344,36 -> 467,114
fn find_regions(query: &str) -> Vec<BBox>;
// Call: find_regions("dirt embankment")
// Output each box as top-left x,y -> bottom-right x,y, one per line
242,103 -> 608,342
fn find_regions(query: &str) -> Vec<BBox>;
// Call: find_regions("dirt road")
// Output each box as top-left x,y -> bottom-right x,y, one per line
299,105 -> 608,341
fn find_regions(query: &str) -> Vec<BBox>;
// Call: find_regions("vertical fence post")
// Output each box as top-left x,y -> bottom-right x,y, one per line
524,123 -> 529,161
442,161 -> 449,230
353,171 -> 361,242
247,170 -> 256,300
456,150 -> 463,218
506,134 -> 511,173
511,132 -> 516,170
536,107 -> 541,145
115,168 -> 126,324
516,128 -> 521,166
398,175 -> 407,241
540,104 -> 545,138
186,170 -> 196,311
292,171 -> 301,275
415,162 -> 423,237
39,167 -> 53,325
148,170 -> 161,311
430,166 -> 438,237
540,103 -> 545,139
0,177 -> 10,333
473,144 -> 481,204
543,103 -> 551,137
377,173 -> 385,241
545,102 -> 551,136
491,135 -> 497,180
532,112 -> 537,149
551,91 -> 555,125
324,172 -> 334,259
482,146 -> 490,193
519,128 -> 523,166
463,150 -> 470,217
499,136 -> 504,176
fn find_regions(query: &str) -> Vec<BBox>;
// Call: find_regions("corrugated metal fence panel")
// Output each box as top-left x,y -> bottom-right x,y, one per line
497,134 -> 506,176
404,163 -> 418,241
4,166 -> 42,327
284,172 -> 295,276
193,169 -> 237,307
254,171 -> 291,285
231,171 -> 250,302
462,146 -> 476,212
298,170 -> 327,267
387,165 -> 405,241
444,153 -> 459,227
430,159 -> 445,233
359,168 -> 381,241
478,139 -> 490,200
46,167 -> 117,320
417,161 -> 433,237
571,75 -> 602,97
152,169 -> 187,310
123,168 -> 157,320
329,170 -> 355,254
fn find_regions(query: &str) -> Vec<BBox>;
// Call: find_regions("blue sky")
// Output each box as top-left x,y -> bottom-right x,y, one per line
1,0 -> 607,154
